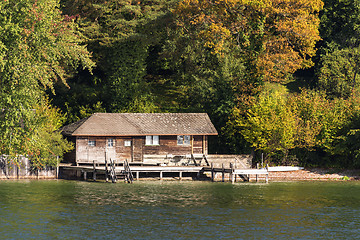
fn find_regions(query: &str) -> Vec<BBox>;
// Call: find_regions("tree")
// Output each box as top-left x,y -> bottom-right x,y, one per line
173,0 -> 323,83
317,0 -> 360,98
317,47 -> 360,98
0,0 -> 94,166
24,98 -> 73,168
319,0 -> 360,49
59,0 -> 179,113
231,86 -> 297,162
229,86 -> 356,165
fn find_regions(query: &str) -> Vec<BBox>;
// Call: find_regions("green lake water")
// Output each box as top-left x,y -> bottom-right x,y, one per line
0,180 -> 359,239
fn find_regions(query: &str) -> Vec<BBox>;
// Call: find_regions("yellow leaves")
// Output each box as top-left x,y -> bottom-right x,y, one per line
174,0 -> 237,55
200,23 -> 231,55
240,0 -> 272,10
230,86 -> 359,155
237,87 -> 297,152
256,0 -> 323,82
174,0 -> 323,82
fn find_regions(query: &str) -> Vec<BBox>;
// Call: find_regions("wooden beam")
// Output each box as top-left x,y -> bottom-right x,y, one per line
222,163 -> 225,182
131,137 -> 134,162
231,163 -> 235,184
202,136 -> 205,154
211,163 -> 214,182
105,158 -> 109,182
191,136 -> 194,154
93,160 -> 97,181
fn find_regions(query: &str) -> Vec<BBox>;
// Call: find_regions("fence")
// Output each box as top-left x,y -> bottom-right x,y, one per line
0,155 -> 56,179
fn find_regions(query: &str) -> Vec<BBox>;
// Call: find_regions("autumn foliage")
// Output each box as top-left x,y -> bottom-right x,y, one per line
174,0 -> 323,82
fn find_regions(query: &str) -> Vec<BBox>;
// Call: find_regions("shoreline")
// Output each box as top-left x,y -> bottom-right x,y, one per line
1,167 -> 359,182
264,168 -> 360,181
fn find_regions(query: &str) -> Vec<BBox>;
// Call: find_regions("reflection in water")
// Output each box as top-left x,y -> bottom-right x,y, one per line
0,180 -> 359,239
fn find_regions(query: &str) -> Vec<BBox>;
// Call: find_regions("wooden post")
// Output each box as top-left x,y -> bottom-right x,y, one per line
229,163 -> 231,182
93,160 -> 97,182
191,136 -> 194,154
5,158 -> 8,179
83,171 -> 87,181
105,158 -> 109,182
136,171 -> 139,180
179,171 -> 182,181
231,163 -> 235,184
221,163 -> 225,182
266,164 -> 269,183
160,171 -> 163,180
56,156 -> 59,179
24,156 -> 28,178
256,163 -> 259,182
211,163 -> 214,182
202,136 -> 205,154
131,137 -> 134,162
16,159 -> 19,179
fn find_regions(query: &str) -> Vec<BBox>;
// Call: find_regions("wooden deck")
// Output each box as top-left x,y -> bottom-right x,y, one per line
61,161 -> 272,183
202,164 -> 269,183
62,164 -> 203,181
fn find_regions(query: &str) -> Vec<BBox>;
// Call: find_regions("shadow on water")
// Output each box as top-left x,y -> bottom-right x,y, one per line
0,180 -> 360,239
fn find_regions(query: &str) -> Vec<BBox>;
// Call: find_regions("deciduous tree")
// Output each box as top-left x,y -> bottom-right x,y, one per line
0,0 -> 94,166
174,0 -> 323,83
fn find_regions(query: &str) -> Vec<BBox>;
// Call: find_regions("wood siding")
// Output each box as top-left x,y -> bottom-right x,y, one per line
74,135 -> 207,164
76,137 -> 132,164
143,136 -> 204,156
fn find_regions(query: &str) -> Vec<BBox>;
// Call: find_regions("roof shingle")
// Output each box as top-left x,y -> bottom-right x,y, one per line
62,113 -> 218,136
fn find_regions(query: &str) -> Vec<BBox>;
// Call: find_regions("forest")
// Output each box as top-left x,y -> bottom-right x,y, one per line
1,0 -> 360,168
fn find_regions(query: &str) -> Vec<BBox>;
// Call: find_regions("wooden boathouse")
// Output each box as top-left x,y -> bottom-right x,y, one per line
60,112 -> 272,183
62,113 -> 218,166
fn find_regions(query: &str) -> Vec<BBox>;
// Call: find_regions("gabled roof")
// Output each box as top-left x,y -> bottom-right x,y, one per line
62,113 -> 218,136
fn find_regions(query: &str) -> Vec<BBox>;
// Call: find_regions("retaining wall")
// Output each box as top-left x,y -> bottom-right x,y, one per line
206,154 -> 252,168
0,156 -> 56,179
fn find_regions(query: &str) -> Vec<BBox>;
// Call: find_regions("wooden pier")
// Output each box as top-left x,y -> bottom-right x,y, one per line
61,160 -> 273,183
202,163 -> 269,183
62,162 -> 203,182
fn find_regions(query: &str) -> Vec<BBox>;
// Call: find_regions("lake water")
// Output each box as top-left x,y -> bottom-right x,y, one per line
0,180 -> 359,239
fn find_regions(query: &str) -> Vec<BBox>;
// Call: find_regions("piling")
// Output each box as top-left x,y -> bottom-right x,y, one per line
221,163 -> 225,182
93,160 -> 97,181
266,164 -> 269,184
230,163 -> 235,184
211,163 -> 214,182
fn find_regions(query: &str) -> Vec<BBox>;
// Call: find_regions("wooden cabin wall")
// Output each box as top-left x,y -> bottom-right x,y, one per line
76,137 -> 132,164
115,137 -> 132,161
143,135 -> 205,155
76,137 -> 105,164
75,135 -> 207,164
132,137 -> 143,162
193,135 -> 205,154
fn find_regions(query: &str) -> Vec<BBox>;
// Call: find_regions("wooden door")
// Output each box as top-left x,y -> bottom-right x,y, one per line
132,137 -> 143,162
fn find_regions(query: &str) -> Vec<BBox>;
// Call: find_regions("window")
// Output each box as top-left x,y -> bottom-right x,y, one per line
177,135 -> 191,145
145,135 -> 159,145
107,138 -> 115,147
88,139 -> 96,147
124,140 -> 131,147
